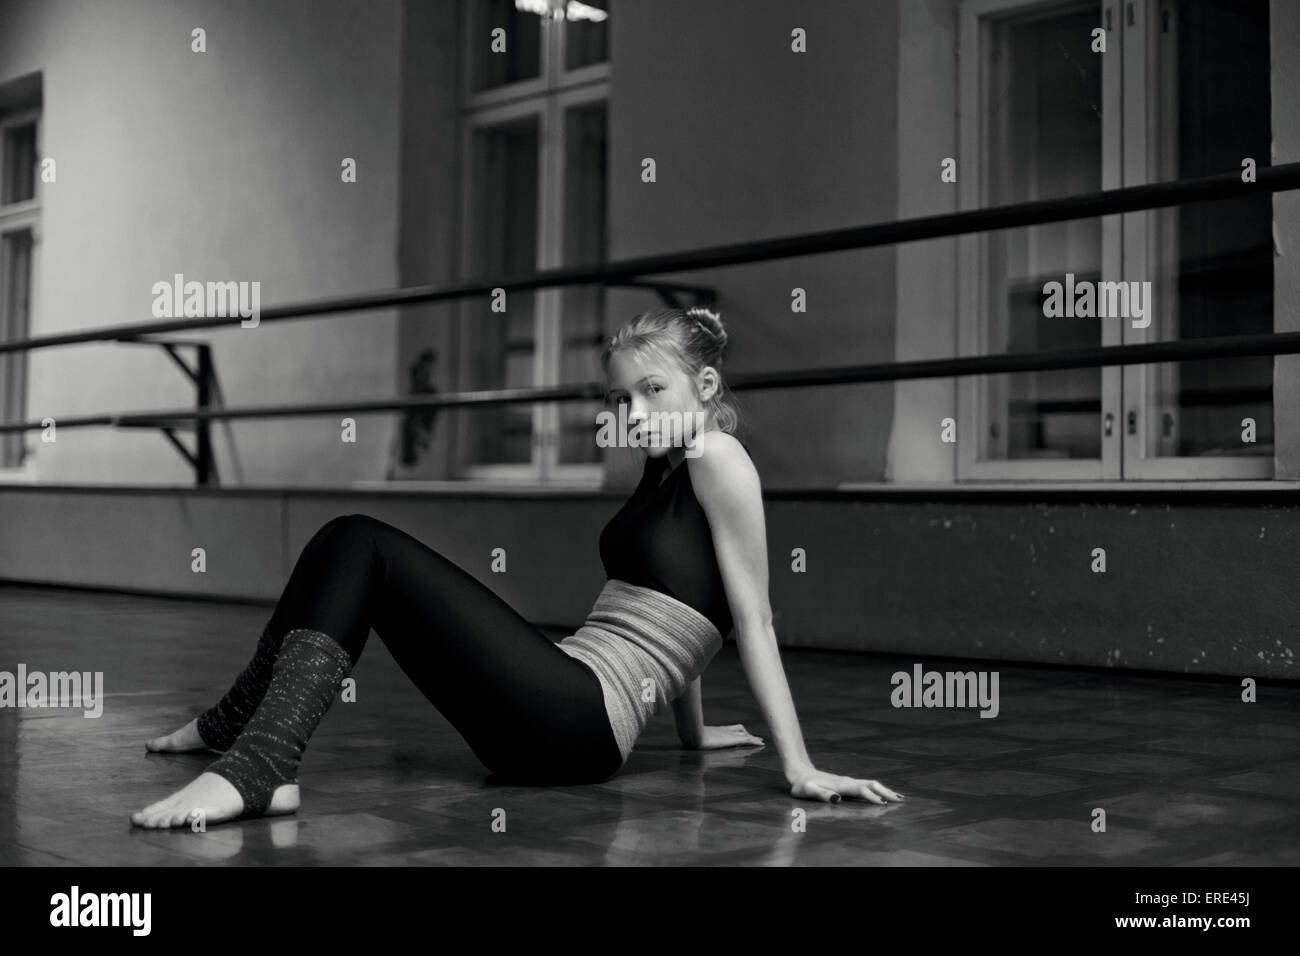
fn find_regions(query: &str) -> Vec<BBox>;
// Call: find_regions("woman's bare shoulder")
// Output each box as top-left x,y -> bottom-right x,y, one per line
685,431 -> 752,466
684,432 -> 760,500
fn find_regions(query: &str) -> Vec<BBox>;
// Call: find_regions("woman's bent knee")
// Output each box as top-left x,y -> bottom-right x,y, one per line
318,513 -> 384,538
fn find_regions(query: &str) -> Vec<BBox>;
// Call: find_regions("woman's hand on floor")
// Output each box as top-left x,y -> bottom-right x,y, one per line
788,769 -> 904,805
691,723 -> 764,750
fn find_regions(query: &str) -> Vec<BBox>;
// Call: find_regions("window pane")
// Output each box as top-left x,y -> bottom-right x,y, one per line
1,229 -> 33,467
2,121 -> 37,205
464,117 -> 539,466
983,4 -> 1102,461
1146,0 -> 1272,458
469,0 -> 542,94
559,101 -> 607,464
564,0 -> 611,70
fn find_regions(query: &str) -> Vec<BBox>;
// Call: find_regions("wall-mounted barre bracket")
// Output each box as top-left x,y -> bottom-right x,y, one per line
112,335 -> 217,487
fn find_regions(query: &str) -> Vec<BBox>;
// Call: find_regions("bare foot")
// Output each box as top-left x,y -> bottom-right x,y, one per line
145,718 -> 210,753
130,772 -> 299,828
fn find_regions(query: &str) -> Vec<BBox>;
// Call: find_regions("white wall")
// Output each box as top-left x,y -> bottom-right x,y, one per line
7,0 -> 1290,489
0,0 -> 403,486
886,0 -> 959,483
608,0 -> 900,489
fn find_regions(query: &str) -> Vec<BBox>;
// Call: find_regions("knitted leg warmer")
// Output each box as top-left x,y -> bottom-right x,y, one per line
205,628 -> 352,817
196,622 -> 281,752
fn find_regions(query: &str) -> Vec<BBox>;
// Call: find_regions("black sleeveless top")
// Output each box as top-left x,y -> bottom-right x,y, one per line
599,451 -> 735,637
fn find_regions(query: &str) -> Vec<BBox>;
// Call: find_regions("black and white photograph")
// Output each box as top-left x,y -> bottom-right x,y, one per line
0,0 -> 1294,929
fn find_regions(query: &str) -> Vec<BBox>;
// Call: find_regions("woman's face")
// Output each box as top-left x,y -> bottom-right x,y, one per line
606,350 -> 715,458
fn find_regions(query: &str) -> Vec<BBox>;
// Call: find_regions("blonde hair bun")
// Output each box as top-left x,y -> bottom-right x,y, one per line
684,305 -> 726,350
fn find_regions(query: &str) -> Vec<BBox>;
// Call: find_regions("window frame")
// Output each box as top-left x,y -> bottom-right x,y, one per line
457,1 -> 610,484
957,0 -> 1123,481
956,0 -> 1272,482
0,107 -> 41,475
1118,0 -> 1272,478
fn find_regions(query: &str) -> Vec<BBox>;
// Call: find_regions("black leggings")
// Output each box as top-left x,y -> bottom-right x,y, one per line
266,512 -> 623,784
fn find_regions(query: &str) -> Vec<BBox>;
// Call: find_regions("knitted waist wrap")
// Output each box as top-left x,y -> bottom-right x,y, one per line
556,578 -> 723,765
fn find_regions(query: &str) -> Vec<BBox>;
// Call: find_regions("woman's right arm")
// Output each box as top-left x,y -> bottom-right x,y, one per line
673,675 -> 765,750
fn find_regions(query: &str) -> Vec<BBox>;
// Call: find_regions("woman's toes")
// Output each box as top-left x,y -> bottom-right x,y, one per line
132,793 -> 181,828
144,720 -> 206,753
133,773 -> 260,828
150,807 -> 179,829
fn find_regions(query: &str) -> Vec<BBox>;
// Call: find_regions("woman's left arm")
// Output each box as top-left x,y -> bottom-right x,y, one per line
687,432 -> 904,806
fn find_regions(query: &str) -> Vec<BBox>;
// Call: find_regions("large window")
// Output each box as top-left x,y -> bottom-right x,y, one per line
958,0 -> 1272,480
0,105 -> 39,472
457,0 -> 610,482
